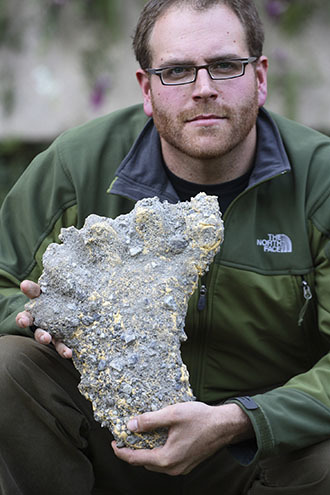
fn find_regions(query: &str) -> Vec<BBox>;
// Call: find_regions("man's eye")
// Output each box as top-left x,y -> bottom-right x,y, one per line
164,67 -> 192,79
212,61 -> 239,73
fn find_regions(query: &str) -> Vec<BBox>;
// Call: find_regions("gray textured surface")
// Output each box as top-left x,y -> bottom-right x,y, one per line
27,193 -> 223,448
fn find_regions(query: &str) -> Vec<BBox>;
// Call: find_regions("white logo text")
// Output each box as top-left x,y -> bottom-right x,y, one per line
257,234 -> 292,253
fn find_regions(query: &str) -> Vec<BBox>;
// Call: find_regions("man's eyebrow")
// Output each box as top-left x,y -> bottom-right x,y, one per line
156,53 -> 244,67
157,59 -> 196,68
205,53 -> 244,63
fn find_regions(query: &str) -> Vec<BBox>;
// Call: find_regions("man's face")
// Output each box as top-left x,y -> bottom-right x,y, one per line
137,4 -> 268,162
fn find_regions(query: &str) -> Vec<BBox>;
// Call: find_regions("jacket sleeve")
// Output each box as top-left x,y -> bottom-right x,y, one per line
0,104 -> 148,337
227,198 -> 330,464
0,141 -> 78,337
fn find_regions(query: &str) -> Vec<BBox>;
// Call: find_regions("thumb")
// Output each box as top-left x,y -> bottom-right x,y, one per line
127,406 -> 173,433
20,280 -> 41,299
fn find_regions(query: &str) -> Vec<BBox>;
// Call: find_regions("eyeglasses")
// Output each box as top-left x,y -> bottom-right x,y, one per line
146,57 -> 258,86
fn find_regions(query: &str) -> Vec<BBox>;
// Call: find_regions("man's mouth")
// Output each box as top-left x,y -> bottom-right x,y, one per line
189,114 -> 221,120
186,114 -> 226,125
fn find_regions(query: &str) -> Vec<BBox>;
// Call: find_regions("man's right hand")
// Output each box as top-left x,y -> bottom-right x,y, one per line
16,280 -> 72,359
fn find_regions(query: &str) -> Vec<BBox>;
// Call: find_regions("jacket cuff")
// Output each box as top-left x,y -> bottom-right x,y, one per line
224,396 -> 274,465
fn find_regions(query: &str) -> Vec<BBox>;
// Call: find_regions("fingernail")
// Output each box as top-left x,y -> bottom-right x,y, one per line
127,419 -> 138,432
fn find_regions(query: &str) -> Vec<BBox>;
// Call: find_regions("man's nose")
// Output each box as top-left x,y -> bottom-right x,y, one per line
191,68 -> 218,99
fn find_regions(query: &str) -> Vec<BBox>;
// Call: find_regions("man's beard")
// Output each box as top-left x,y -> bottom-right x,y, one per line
151,88 -> 259,160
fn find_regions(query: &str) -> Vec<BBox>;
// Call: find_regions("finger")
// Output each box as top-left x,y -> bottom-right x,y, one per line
111,442 -> 184,476
53,338 -> 72,359
127,406 -> 174,433
34,328 -> 52,345
16,310 -> 34,328
111,441 -> 163,468
20,280 -> 41,299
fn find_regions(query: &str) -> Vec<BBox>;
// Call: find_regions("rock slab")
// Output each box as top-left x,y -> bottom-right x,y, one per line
26,193 -> 224,448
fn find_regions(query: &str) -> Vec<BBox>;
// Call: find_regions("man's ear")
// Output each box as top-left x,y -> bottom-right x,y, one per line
256,56 -> 268,107
136,69 -> 153,117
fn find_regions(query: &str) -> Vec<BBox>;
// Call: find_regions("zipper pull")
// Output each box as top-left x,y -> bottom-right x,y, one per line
197,285 -> 207,311
298,279 -> 312,326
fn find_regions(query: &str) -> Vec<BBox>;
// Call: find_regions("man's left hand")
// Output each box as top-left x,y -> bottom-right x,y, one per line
112,401 -> 253,476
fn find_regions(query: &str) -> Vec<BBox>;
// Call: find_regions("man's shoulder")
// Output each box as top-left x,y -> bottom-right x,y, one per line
269,111 -> 330,226
47,104 -> 148,178
269,110 -> 330,149
58,104 -> 148,150
269,110 -> 330,189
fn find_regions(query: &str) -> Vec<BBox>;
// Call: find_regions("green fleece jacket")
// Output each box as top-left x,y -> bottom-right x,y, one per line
0,104 -> 330,464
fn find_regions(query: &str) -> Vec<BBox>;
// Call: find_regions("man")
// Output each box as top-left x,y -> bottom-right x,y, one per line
1,0 -> 330,493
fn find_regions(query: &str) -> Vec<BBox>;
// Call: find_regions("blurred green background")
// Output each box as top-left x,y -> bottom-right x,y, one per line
1,0 -> 329,205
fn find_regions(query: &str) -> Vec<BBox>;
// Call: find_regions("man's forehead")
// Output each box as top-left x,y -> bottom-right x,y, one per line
149,4 -> 248,65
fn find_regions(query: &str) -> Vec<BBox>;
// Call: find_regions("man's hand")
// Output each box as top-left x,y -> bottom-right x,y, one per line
112,401 -> 253,476
16,280 -> 72,359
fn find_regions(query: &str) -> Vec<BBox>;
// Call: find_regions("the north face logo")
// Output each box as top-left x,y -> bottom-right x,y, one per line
257,234 -> 292,253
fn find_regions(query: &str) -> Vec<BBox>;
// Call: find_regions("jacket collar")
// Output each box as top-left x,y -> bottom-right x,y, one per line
250,107 -> 291,187
109,120 -> 179,203
109,107 -> 291,202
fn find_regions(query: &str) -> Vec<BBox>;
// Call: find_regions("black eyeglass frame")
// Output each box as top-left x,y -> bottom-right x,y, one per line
145,57 -> 258,86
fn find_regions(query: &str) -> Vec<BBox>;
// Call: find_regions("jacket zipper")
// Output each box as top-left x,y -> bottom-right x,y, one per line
298,277 -> 312,326
197,283 -> 207,311
191,272 -> 212,398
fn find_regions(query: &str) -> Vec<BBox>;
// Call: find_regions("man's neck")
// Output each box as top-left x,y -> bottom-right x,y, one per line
161,125 -> 257,185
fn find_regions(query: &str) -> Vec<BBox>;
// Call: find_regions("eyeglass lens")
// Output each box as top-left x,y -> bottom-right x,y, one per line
161,60 -> 245,84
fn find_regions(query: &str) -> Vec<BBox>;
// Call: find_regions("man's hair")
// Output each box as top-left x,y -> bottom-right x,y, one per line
132,0 -> 264,69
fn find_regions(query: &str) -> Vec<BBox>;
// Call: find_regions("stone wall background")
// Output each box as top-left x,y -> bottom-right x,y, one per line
0,0 -> 329,202
0,0 -> 144,141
